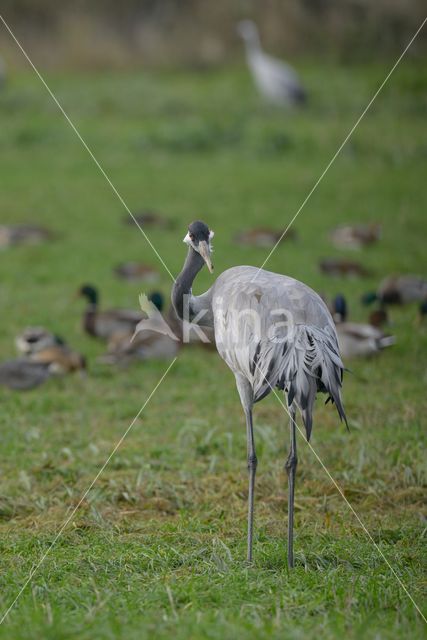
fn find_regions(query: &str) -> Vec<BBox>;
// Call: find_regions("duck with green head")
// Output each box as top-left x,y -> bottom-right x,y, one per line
77,284 -> 144,340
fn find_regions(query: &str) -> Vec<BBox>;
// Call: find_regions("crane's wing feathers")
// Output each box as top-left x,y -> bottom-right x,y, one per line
211,266 -> 346,439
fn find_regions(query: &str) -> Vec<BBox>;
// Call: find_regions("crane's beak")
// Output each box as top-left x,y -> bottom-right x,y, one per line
198,240 -> 214,273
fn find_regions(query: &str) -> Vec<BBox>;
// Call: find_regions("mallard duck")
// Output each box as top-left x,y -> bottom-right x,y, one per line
0,359 -> 52,390
0,224 -> 54,249
122,210 -> 174,229
15,327 -> 65,355
113,262 -> 160,283
362,274 -> 427,306
1,327 -> 85,391
77,284 -> 144,340
332,294 -> 395,359
16,327 -> 86,373
319,258 -> 371,278
0,344 -> 86,390
234,227 -> 297,248
330,224 -> 381,250
28,345 -> 86,374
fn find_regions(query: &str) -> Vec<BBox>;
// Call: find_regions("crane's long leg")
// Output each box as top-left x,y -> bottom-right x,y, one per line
285,404 -> 297,568
234,374 -> 256,563
245,407 -> 257,563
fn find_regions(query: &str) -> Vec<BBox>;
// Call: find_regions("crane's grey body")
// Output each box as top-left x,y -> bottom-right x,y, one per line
172,222 -> 346,566
237,20 -> 307,107
190,266 -> 344,431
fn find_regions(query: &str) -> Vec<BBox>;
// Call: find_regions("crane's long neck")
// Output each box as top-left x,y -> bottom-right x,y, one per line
244,33 -> 262,57
172,246 -> 205,320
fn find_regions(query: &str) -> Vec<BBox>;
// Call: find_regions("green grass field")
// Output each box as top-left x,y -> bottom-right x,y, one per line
0,61 -> 426,639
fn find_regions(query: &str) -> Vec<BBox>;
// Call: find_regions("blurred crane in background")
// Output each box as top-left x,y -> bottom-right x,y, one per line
237,19 -> 307,107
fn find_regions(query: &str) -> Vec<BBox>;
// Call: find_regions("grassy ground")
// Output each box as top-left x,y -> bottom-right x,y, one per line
0,61 -> 426,639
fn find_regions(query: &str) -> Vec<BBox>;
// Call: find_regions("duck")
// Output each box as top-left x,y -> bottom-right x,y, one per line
362,274 -> 427,306
1,330 -> 86,390
122,210 -> 174,229
234,226 -> 297,248
0,350 -> 86,391
16,327 -> 86,374
333,294 -> 395,359
77,284 -> 144,340
113,262 -> 160,283
15,327 -> 65,355
329,223 -> 381,250
237,20 -> 307,107
319,257 -> 371,278
28,344 -> 86,375
0,224 -> 54,249
0,359 -> 52,390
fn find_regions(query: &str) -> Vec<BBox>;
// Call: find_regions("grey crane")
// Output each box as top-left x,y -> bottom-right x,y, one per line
237,20 -> 307,107
172,221 -> 347,566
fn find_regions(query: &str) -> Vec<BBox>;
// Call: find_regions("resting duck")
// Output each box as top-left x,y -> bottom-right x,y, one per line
15,327 -> 65,355
28,345 -> 86,375
0,359 -> 52,390
330,224 -> 381,250
122,210 -> 174,229
319,257 -> 371,278
333,294 -> 395,359
114,262 -> 160,283
0,224 -> 54,249
16,327 -> 86,373
362,274 -> 427,306
234,227 -> 297,248
319,258 -> 371,278
0,351 -> 86,390
1,330 -> 86,390
78,284 -> 144,340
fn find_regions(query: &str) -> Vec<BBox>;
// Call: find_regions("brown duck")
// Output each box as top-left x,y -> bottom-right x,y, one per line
319,257 -> 371,278
113,262 -> 160,283
1,330 -> 86,390
0,224 -> 54,249
362,274 -> 427,306
234,227 -> 297,248
330,223 -> 381,250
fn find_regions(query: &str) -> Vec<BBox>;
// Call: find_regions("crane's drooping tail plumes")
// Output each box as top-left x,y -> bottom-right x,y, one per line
275,325 -> 347,441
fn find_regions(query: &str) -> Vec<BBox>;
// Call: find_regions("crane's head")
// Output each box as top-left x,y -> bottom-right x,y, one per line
237,20 -> 259,43
183,220 -> 214,273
